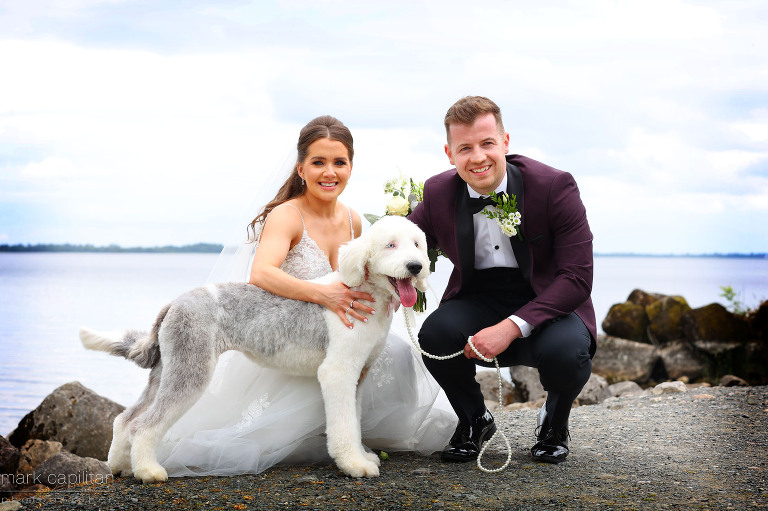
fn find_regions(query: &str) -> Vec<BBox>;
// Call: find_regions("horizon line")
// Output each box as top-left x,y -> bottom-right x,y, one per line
0,243 -> 766,258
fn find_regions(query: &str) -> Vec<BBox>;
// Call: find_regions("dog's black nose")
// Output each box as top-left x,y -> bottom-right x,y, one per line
406,261 -> 422,275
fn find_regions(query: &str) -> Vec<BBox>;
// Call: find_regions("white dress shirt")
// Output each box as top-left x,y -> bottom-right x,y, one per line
468,176 -> 533,338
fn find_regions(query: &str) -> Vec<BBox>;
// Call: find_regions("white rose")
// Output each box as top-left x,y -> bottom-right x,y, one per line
386,196 -> 410,216
498,219 -> 517,237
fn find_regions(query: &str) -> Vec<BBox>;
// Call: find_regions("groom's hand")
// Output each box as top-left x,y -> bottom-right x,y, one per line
465,319 -> 521,360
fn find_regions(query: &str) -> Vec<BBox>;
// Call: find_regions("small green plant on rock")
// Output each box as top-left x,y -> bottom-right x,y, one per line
719,285 -> 747,315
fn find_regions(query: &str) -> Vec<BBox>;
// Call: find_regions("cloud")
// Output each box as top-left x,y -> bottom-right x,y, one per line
0,1 -> 767,252
20,156 -> 82,178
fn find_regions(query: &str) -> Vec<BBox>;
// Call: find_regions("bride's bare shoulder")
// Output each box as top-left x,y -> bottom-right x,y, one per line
260,202 -> 305,241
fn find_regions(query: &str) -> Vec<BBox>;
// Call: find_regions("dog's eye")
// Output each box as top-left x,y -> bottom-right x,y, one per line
414,241 -> 419,248
386,242 -> 396,249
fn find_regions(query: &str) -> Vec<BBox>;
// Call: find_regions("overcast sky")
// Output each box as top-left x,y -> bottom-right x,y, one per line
1,0 -> 766,254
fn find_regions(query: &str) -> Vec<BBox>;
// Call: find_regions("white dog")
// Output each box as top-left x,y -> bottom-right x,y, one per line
80,215 -> 430,482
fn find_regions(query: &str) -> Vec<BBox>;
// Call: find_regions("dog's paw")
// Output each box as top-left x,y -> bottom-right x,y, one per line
337,457 -> 380,478
107,464 -> 133,477
363,451 -> 381,466
108,452 -> 133,476
133,462 -> 168,483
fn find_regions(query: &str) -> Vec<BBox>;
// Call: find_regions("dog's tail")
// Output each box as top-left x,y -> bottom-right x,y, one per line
79,303 -> 171,369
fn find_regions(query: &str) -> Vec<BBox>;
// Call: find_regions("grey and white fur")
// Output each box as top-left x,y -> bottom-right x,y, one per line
80,216 -> 430,482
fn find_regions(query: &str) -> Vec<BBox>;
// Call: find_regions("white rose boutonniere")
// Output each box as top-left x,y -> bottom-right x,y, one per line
481,192 -> 523,240
385,195 -> 410,216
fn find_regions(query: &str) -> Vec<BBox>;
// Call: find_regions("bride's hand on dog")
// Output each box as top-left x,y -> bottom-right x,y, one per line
323,282 -> 375,329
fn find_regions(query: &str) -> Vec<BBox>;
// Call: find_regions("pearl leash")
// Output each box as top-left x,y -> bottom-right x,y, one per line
402,307 -> 512,473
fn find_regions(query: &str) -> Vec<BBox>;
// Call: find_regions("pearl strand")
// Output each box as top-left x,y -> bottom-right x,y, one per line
403,308 -> 512,473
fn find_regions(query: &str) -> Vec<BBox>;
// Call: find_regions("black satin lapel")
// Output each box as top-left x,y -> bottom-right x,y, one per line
455,183 -> 475,283
506,162 -> 531,280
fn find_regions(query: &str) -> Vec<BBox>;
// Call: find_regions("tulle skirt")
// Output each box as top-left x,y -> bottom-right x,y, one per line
155,327 -> 456,477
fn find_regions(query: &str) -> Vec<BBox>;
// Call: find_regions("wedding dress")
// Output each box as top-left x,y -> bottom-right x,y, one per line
155,206 -> 456,476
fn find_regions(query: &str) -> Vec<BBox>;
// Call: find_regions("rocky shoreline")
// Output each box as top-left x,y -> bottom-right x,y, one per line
2,384 -> 766,510
1,289 -> 766,510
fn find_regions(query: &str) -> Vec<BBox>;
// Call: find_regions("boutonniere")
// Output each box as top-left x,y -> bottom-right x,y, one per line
482,192 -> 523,240
365,173 -> 445,313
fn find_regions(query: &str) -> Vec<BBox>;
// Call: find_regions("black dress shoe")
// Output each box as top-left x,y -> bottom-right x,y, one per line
441,409 -> 497,462
531,426 -> 570,463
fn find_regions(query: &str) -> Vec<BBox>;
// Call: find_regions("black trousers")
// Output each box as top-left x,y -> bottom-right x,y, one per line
419,268 -> 593,430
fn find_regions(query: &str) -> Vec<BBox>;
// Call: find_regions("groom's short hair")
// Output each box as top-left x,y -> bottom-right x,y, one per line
444,96 -> 505,143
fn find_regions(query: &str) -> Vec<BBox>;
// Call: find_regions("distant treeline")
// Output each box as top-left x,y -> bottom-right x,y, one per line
595,252 -> 767,259
0,243 -> 224,253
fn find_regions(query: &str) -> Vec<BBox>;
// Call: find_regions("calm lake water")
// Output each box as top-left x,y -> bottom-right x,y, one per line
1,252 -> 767,436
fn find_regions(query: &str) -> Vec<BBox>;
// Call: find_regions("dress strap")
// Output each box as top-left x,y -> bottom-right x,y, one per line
257,203 -> 306,243
281,203 -> 306,230
347,206 -> 354,240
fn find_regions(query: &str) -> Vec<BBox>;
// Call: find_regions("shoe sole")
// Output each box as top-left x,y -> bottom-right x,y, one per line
440,423 -> 498,463
531,452 -> 568,464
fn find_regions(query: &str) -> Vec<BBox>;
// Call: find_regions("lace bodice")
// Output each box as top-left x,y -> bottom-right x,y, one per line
276,234 -> 333,281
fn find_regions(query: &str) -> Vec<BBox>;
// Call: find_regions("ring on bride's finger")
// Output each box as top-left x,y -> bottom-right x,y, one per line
350,300 -> 355,308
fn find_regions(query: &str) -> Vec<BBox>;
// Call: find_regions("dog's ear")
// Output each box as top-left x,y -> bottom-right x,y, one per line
338,236 -> 369,287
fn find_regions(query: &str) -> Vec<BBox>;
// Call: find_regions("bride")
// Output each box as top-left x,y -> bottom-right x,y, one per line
154,115 -> 456,476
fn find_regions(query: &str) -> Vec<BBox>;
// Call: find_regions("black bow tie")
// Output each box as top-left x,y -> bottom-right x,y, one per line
467,193 -> 506,215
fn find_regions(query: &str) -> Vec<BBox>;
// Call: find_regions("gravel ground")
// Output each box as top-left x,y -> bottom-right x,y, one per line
8,385 -> 768,511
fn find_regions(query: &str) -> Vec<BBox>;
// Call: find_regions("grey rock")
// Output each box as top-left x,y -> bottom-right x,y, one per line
33,452 -> 112,488
693,340 -> 743,356
0,436 -> 20,478
591,335 -> 658,383
651,381 -> 688,395
16,439 -> 65,477
577,373 -> 611,405
508,366 -> 546,402
476,370 -> 517,405
8,381 -> 124,461
658,340 -> 707,382
719,374 -> 749,387
608,380 -> 643,397
0,500 -> 22,511
693,341 -> 768,384
0,477 -> 15,502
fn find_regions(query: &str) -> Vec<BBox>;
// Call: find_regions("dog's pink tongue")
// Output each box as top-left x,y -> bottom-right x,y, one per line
396,279 -> 418,308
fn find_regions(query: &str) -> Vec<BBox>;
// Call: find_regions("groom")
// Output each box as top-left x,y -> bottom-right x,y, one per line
408,96 -> 596,464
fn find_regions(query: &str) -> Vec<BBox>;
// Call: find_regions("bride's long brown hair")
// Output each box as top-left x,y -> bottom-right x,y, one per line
247,115 -> 354,241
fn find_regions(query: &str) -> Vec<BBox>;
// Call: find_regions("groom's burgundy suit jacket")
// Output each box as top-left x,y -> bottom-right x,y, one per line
409,154 -> 597,348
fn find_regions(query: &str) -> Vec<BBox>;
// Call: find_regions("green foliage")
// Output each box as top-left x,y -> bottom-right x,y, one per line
719,285 -> 747,315
384,175 -> 424,205
480,191 -> 523,239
